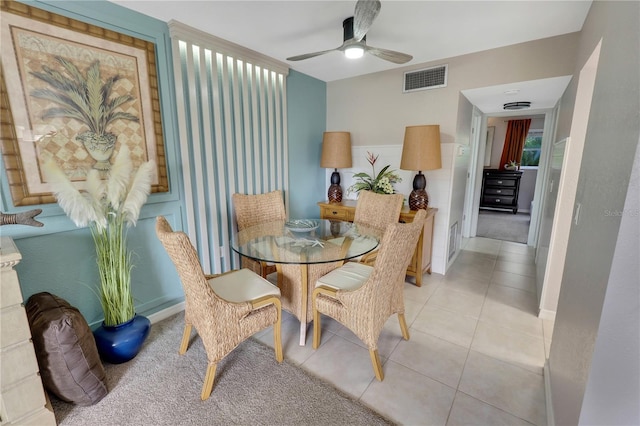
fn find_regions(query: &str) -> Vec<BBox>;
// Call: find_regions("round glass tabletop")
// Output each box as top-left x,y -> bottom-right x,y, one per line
230,219 -> 380,265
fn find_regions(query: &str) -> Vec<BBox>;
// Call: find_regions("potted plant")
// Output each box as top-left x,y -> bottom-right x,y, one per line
30,56 -> 139,170
347,151 -> 402,195
504,160 -> 520,171
44,145 -> 155,363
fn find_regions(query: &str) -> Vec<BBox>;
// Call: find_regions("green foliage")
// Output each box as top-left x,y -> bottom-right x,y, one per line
347,153 -> 402,195
521,149 -> 541,166
524,135 -> 542,148
30,56 -> 138,135
92,214 -> 135,326
520,134 -> 542,167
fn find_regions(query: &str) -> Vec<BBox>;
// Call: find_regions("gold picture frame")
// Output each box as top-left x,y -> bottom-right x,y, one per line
0,1 -> 168,206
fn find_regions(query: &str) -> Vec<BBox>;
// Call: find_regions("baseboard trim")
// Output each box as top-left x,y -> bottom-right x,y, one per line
544,360 -> 555,426
147,302 -> 185,324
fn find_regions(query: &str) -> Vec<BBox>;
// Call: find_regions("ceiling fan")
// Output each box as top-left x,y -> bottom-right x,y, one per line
286,0 -> 413,65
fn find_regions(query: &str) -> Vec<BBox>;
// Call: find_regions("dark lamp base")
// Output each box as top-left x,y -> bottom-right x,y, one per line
409,171 -> 429,210
408,189 -> 429,210
328,169 -> 343,203
328,184 -> 343,203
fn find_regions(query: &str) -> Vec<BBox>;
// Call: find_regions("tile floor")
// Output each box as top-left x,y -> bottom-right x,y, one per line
255,237 -> 553,425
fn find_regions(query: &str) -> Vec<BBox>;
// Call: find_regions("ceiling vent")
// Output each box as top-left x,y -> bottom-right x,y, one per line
403,64 -> 448,93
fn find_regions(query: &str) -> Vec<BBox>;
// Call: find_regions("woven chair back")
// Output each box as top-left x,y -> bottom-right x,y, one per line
155,217 -> 221,325
353,191 -> 403,231
232,190 -> 286,230
369,209 -> 427,304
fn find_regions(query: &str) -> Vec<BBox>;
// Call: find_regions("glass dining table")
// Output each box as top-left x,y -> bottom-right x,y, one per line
230,219 -> 381,345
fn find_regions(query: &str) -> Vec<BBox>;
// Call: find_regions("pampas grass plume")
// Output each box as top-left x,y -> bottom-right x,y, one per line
43,159 -> 101,227
85,169 -> 107,230
122,160 -> 156,226
107,145 -> 133,209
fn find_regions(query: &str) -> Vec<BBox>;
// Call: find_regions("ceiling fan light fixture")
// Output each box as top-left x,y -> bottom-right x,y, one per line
503,101 -> 531,110
345,46 -> 364,59
286,1 -> 412,65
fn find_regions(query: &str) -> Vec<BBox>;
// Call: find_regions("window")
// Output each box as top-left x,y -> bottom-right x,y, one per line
521,130 -> 542,167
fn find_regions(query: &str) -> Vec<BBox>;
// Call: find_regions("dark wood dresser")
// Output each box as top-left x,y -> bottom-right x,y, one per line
480,169 -> 523,214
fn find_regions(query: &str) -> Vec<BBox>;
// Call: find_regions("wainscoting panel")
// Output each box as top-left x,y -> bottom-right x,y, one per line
330,144 -> 456,274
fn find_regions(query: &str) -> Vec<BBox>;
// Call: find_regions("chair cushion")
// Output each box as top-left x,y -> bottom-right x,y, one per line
25,292 -> 108,406
209,268 -> 280,303
316,262 -> 373,292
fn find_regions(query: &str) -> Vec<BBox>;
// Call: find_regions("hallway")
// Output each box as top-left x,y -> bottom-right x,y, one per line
476,210 -> 531,244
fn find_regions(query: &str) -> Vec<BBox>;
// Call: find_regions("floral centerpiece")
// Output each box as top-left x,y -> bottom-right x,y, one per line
44,145 -> 155,327
347,151 -> 402,195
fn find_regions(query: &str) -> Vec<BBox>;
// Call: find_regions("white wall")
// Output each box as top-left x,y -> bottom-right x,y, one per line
579,136 -> 639,425
327,33 -> 579,274
329,143 -> 457,275
518,168 -> 537,212
450,94 -> 474,265
547,1 -> 640,424
538,42 -> 601,319
535,137 -> 568,318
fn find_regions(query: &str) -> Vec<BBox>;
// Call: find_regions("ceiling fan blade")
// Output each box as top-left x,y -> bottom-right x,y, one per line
353,0 -> 381,41
286,48 -> 340,61
365,45 -> 413,64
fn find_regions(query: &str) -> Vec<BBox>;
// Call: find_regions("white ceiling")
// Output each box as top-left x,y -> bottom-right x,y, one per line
110,0 -> 591,111
461,75 -> 573,114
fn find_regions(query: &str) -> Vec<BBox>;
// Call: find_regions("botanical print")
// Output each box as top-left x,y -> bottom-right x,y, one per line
30,55 -> 140,172
1,9 -> 158,195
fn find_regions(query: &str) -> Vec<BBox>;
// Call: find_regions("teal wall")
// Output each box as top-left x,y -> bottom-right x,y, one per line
0,1 -> 325,326
286,70 -> 327,219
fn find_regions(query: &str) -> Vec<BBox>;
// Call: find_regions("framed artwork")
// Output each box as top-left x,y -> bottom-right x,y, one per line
484,126 -> 495,167
0,1 -> 168,206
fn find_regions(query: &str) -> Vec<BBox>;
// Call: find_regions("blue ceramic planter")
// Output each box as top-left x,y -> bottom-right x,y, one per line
93,314 -> 151,364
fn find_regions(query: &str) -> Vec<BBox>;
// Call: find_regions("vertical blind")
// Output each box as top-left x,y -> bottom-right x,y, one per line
169,22 -> 289,274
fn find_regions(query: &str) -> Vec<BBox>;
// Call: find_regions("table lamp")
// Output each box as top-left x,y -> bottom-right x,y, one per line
400,125 -> 442,210
320,131 -> 352,203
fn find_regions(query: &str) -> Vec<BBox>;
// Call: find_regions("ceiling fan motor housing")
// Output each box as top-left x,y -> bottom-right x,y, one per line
343,17 -> 365,42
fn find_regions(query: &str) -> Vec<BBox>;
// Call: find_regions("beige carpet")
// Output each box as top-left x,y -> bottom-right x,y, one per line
476,209 -> 530,244
51,312 -> 392,425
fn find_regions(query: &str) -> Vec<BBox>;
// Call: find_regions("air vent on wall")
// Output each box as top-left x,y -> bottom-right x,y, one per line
403,64 -> 448,93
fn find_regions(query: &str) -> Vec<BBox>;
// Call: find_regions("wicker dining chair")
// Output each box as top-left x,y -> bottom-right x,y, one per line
155,216 -> 283,400
352,191 -> 403,265
232,190 -> 286,279
312,209 -> 426,381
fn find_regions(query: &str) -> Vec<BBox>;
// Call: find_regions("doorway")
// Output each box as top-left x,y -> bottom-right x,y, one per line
460,77 -> 571,248
475,115 -> 546,244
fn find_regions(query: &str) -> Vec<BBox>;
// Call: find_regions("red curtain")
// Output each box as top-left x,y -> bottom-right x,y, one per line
499,119 -> 531,170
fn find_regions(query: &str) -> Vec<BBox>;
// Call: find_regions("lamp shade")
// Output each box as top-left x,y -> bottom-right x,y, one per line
400,125 -> 442,171
320,132 -> 352,169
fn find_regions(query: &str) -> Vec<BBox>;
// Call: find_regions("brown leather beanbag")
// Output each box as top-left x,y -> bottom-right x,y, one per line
25,292 -> 108,406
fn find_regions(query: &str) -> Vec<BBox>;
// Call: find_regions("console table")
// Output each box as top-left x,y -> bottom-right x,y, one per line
318,200 -> 437,286
1,237 -> 56,425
